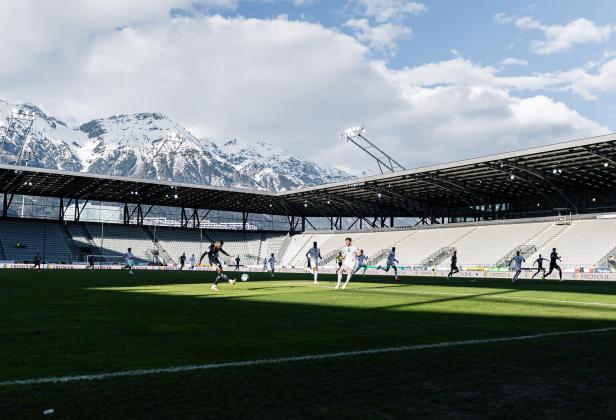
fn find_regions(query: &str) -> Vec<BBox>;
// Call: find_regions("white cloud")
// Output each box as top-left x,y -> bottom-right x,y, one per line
344,19 -> 411,56
501,57 -> 528,67
352,0 -> 426,23
496,14 -> 616,55
0,7 -> 607,173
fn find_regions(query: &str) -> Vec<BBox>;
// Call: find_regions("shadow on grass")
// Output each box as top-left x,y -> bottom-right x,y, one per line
1,269 -> 616,382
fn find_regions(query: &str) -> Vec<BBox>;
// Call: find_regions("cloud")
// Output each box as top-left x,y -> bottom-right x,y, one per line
0,8 -> 607,174
352,0 -> 426,23
496,14 -> 616,55
344,19 -> 411,56
501,57 -> 528,67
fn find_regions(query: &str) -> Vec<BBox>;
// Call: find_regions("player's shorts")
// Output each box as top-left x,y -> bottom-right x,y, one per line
549,262 -> 560,270
451,263 -> 458,270
386,260 -> 396,267
310,258 -> 318,268
125,259 -> 135,267
209,256 -> 222,269
342,261 -> 357,272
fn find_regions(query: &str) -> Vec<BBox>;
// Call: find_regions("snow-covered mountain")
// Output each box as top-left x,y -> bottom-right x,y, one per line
0,100 -> 349,191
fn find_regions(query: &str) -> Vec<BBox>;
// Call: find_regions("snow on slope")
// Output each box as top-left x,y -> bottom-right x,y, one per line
0,99 -> 350,191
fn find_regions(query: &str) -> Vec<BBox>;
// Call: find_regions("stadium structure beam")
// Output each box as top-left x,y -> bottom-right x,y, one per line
580,146 -> 616,167
412,174 -> 477,208
74,199 -> 89,222
242,212 -> 249,231
142,205 -> 154,221
360,184 -> 421,218
2,192 -> 14,218
199,209 -> 212,223
501,161 -> 578,213
191,208 -> 199,228
347,218 -> 360,230
181,207 -> 189,228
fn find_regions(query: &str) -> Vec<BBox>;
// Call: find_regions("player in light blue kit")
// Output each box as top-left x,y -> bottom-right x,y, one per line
354,250 -> 369,275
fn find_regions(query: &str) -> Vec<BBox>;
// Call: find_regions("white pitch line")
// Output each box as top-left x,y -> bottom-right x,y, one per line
358,286 -> 616,309
2,327 -> 615,387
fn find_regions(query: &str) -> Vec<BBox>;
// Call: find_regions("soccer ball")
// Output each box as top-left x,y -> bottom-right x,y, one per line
241,273 -> 249,282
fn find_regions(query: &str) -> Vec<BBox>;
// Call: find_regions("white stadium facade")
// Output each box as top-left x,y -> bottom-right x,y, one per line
2,133 -> 616,280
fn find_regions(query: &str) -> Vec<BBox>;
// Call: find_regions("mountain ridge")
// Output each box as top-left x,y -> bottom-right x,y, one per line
0,99 -> 350,191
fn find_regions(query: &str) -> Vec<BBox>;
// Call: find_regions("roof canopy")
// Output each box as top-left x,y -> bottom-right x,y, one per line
2,133 -> 616,218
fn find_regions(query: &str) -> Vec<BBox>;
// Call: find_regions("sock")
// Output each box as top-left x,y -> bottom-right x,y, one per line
313,272 -> 318,282
344,273 -> 353,286
337,272 -> 342,285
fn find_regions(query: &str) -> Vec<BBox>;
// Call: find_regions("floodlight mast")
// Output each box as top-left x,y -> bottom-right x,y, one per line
339,126 -> 406,174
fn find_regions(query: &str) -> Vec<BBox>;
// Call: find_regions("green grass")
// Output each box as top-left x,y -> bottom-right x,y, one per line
2,269 -> 616,418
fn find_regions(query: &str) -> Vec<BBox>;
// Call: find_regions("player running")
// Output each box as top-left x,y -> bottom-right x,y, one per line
544,248 -> 563,281
354,250 -> 369,275
178,253 -> 186,271
268,253 -> 276,277
235,256 -> 241,271
123,247 -> 135,275
306,241 -> 322,284
335,237 -> 360,290
531,254 -> 547,279
377,247 -> 400,282
262,258 -> 268,272
334,252 -> 343,274
189,254 -> 196,270
447,250 -> 459,278
509,251 -> 525,283
199,241 -> 236,292
32,254 -> 41,270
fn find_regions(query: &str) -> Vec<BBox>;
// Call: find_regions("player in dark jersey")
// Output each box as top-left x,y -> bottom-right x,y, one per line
199,241 -> 236,291
32,254 -> 41,270
178,253 -> 186,271
447,250 -> 459,278
235,256 -> 241,271
335,252 -> 343,274
531,254 -> 548,279
543,248 -> 563,281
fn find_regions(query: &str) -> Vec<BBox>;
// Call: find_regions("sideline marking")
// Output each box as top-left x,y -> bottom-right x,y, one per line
2,327 -> 615,387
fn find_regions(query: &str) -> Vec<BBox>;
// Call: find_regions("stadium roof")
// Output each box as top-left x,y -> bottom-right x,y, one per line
2,133 -> 616,218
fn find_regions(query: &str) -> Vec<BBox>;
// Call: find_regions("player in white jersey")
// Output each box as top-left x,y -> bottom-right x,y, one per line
306,241 -> 322,284
377,247 -> 400,282
335,237 -> 360,290
353,250 -> 369,275
123,247 -> 135,275
509,251 -> 525,283
268,253 -> 276,277
189,254 -> 196,270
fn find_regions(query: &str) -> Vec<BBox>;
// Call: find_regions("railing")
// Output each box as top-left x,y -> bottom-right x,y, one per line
596,245 -> 616,270
418,246 -> 456,268
494,244 -> 537,267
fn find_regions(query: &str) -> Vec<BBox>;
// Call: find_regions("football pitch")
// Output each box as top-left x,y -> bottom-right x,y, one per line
2,270 -> 616,418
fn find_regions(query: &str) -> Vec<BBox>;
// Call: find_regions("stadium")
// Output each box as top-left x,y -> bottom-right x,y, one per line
3,131 -> 616,417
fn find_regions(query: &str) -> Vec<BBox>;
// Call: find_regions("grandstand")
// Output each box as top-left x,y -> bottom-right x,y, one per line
1,133 -> 616,274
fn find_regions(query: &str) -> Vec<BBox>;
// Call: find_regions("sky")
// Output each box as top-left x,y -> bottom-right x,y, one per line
0,0 -> 615,174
